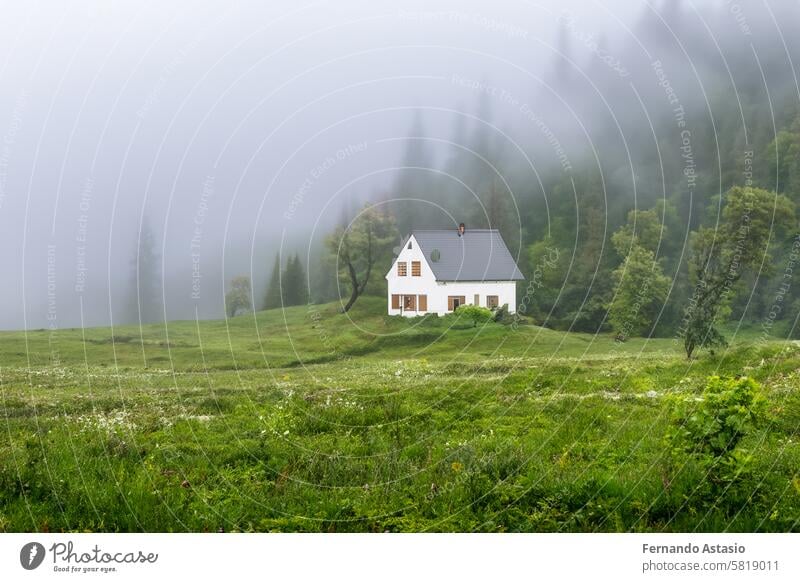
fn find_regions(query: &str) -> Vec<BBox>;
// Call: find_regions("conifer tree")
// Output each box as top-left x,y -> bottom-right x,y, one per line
263,253 -> 282,310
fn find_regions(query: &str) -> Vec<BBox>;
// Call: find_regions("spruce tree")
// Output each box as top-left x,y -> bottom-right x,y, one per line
283,254 -> 308,306
133,217 -> 162,324
392,111 -> 432,233
263,253 -> 282,310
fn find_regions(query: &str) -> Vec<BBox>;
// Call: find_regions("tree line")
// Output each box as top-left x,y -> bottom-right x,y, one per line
132,2 -> 800,361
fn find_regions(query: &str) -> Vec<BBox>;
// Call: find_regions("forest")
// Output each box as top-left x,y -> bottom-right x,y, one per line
220,1 -> 800,358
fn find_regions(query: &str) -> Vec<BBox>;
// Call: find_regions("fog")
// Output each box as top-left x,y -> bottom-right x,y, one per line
0,0 -> 795,330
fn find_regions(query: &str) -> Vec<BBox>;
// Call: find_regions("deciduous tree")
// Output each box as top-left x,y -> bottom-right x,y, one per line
607,245 -> 670,339
326,204 -> 397,312
225,276 -> 252,317
681,186 -> 794,358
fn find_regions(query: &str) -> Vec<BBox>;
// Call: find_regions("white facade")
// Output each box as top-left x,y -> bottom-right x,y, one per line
385,235 -> 518,317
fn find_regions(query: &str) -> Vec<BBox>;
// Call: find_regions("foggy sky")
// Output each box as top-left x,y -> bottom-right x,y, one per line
0,0 -> 777,330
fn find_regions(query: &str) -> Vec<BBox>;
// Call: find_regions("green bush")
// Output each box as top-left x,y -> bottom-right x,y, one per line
665,375 -> 766,492
454,305 -> 493,327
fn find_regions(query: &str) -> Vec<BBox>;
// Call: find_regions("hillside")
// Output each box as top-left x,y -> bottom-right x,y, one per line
0,297 -> 735,371
0,299 -> 798,532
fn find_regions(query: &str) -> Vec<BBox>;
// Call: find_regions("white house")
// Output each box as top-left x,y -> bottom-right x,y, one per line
385,225 -> 524,316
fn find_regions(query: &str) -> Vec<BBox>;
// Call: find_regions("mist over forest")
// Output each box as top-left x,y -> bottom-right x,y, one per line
2,0 -> 800,340
5,0 -> 800,541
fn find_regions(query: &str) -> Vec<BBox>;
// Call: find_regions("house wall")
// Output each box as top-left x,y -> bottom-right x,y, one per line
386,236 -> 518,317
385,235 -> 437,316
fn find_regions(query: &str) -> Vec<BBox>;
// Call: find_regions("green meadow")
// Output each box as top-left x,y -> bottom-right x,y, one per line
1,297 -> 798,532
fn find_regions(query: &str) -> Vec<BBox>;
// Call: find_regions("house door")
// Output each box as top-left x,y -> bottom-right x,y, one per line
448,296 -> 466,311
403,295 -> 416,311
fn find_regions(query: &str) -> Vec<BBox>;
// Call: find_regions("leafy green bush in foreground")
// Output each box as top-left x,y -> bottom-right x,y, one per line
665,375 -> 766,496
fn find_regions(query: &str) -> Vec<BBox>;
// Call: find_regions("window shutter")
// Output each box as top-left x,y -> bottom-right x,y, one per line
474,294 -> 479,305
411,261 -> 421,276
397,262 -> 407,276
418,295 -> 427,311
391,294 -> 400,309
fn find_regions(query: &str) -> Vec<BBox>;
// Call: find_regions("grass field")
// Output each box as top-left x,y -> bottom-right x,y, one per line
1,297 -> 799,532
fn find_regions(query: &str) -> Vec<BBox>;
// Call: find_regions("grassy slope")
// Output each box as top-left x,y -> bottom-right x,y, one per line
1,297 -> 685,370
0,297 -> 798,532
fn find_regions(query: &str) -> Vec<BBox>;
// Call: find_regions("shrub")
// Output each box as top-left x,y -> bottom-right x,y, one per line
493,304 -> 509,323
454,305 -> 493,327
665,375 -> 766,492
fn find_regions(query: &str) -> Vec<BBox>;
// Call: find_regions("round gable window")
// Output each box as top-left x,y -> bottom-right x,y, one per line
430,249 -> 441,262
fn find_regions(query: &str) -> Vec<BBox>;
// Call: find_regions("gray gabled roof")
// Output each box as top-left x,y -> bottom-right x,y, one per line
410,229 -> 524,281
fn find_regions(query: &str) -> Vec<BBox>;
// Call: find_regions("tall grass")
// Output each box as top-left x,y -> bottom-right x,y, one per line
0,299 -> 798,531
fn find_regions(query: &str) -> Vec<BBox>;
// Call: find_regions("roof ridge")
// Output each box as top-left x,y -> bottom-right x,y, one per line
410,228 -> 500,232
